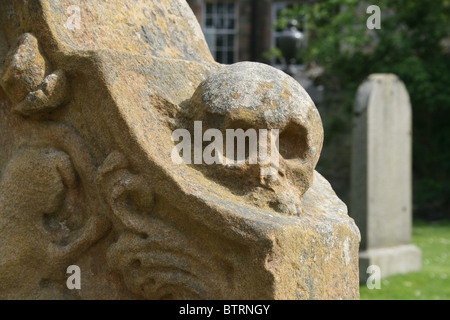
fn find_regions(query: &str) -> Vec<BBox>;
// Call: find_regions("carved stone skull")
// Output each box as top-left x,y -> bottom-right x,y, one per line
0,0 -> 360,300
187,62 -> 324,216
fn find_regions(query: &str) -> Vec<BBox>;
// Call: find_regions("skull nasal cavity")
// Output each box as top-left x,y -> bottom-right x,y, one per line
279,123 -> 308,160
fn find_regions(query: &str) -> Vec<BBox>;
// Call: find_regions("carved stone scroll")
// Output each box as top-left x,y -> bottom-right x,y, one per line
0,0 -> 360,299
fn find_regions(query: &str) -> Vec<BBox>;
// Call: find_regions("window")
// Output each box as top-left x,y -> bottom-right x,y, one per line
202,2 -> 237,64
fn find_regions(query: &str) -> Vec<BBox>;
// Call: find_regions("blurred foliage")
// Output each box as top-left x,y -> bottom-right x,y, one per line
261,47 -> 285,64
277,0 -> 450,219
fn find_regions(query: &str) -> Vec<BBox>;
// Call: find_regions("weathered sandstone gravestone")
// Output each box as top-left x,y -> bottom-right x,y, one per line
351,74 -> 421,282
0,0 -> 360,299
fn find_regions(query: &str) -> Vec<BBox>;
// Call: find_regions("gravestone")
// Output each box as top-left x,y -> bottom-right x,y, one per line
351,74 -> 421,282
0,0 -> 360,299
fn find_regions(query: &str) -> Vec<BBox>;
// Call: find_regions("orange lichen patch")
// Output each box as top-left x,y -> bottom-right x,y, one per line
280,80 -> 293,102
270,99 -> 280,110
255,81 -> 275,95
261,96 -> 279,111
163,46 -> 182,59
226,107 -> 259,125
280,89 -> 292,102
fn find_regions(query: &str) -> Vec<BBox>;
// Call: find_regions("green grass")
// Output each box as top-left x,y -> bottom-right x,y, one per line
360,220 -> 450,300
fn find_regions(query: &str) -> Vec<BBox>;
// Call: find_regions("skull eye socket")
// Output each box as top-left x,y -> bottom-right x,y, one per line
278,123 -> 308,160
222,119 -> 260,162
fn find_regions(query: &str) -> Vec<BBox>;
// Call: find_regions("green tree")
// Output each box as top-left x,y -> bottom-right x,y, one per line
277,0 -> 450,219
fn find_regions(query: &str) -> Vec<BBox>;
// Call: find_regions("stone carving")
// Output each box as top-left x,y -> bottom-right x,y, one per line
97,151 -> 223,300
186,62 -> 323,216
1,33 -> 68,116
0,123 -> 111,298
0,0 -> 360,299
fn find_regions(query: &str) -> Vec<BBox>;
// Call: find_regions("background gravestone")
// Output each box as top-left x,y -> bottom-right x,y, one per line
351,74 -> 421,282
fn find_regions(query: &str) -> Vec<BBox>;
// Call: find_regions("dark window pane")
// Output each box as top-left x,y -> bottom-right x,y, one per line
216,18 -> 224,29
206,18 -> 213,28
216,51 -> 224,63
227,34 -> 234,47
227,3 -> 235,15
227,51 -> 234,64
216,35 -> 224,47
206,3 -> 213,14
224,18 -> 231,29
227,19 -> 234,30
217,3 -> 224,14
